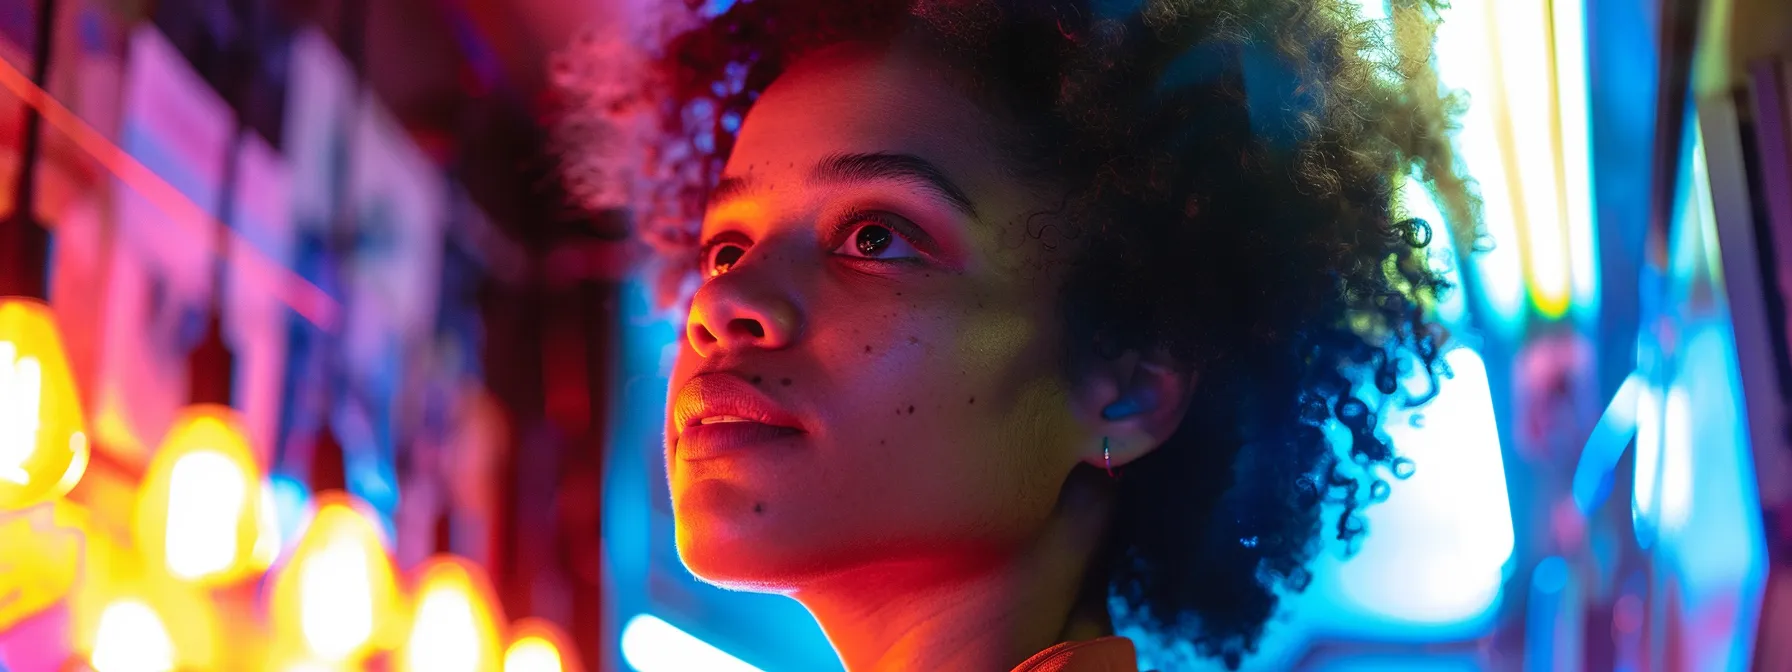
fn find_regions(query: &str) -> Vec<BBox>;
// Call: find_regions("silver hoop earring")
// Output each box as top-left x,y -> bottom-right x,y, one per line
1103,437 -> 1117,479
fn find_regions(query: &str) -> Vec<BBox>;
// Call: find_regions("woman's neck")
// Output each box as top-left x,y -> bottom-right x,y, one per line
795,471 -> 1117,672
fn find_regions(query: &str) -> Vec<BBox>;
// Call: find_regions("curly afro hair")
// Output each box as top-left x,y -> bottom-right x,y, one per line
554,0 -> 1482,667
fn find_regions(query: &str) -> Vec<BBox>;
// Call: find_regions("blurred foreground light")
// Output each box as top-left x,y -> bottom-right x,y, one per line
253,480 -> 284,569
506,618 -> 582,672
0,502 -> 84,630
399,556 -> 504,672
0,298 -> 89,510
270,493 -> 400,664
506,638 -> 564,672
134,406 -> 265,584
89,599 -> 175,672
1319,347 -> 1514,633
621,613 -> 764,672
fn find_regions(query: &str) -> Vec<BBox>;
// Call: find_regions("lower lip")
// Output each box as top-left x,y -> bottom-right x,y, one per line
677,422 -> 803,461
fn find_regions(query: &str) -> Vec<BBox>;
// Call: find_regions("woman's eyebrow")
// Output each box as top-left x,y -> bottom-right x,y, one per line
707,175 -> 759,212
809,152 -> 981,220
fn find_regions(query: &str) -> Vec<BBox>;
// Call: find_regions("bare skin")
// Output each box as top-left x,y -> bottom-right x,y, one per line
664,40 -> 1193,671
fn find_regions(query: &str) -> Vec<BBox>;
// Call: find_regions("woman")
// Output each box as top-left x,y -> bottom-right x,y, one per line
562,0 -> 1476,669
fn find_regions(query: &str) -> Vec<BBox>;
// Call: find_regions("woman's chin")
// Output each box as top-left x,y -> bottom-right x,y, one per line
673,480 -> 808,589
674,517 -> 815,592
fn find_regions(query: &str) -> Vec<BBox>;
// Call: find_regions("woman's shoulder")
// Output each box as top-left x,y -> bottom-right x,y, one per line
1009,636 -> 1142,672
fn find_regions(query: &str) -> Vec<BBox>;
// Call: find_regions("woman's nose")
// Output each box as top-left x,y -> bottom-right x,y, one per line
684,264 -> 803,357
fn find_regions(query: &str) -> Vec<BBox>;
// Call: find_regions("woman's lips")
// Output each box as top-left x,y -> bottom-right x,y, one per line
672,373 -> 806,460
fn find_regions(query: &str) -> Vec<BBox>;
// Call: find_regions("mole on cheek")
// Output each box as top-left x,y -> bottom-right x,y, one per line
753,502 -> 765,514
864,345 -> 873,353
781,378 -> 792,386
751,375 -> 763,385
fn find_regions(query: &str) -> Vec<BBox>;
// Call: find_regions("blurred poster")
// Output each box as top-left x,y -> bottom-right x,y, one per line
273,28 -> 353,482
334,94 -> 447,517
225,133 -> 295,466
278,26 -> 448,518
283,28 -> 354,235
91,25 -> 232,462
345,99 -> 445,392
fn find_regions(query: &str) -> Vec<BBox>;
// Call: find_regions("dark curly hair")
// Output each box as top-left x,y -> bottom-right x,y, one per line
555,0 -> 1481,666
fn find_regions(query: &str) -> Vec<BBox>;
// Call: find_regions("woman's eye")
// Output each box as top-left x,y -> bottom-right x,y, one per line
704,241 -> 748,277
832,219 -> 921,260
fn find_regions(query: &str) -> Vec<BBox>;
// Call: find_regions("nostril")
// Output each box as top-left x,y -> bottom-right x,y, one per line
692,323 -> 719,347
730,319 -> 766,340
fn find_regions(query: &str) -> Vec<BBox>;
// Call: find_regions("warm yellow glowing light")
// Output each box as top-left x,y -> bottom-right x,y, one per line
506,618 -> 582,672
0,500 -> 84,630
90,599 -> 176,672
400,556 -> 505,672
1550,0 -> 1600,319
134,406 -> 265,585
302,538 -> 377,659
506,637 -> 563,672
1434,0 -> 1601,326
0,298 -> 88,510
167,452 -> 247,577
1496,0 -> 1574,319
270,494 -> 400,665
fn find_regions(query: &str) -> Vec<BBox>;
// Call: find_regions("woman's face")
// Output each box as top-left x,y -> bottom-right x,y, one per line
665,43 -> 1103,588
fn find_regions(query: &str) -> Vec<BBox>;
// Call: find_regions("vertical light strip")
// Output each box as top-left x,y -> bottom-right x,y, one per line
1435,0 -> 1527,332
1552,0 -> 1601,320
1495,0 -> 1573,320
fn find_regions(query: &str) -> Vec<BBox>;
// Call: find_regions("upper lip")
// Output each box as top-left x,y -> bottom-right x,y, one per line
672,373 -> 806,434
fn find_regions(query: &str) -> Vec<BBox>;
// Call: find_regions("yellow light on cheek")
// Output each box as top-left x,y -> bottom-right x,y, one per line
90,599 -> 177,672
505,637 -> 564,672
0,298 -> 89,510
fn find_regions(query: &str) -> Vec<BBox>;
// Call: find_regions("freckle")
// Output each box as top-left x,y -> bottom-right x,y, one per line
896,292 -> 903,296
781,378 -> 792,386
879,439 -> 887,446
908,405 -> 915,414
864,345 -> 873,353
753,503 -> 765,514
969,397 -> 976,404
908,336 -> 919,345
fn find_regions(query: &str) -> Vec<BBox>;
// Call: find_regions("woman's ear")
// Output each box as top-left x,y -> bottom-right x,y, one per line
1072,345 -> 1196,471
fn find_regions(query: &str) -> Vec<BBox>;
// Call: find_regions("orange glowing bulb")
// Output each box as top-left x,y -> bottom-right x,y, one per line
399,556 -> 505,672
269,494 -> 401,664
505,619 -> 582,672
133,405 -> 265,585
0,298 -> 88,510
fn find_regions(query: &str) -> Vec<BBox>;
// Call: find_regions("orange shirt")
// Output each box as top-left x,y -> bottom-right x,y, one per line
1009,637 -> 1140,672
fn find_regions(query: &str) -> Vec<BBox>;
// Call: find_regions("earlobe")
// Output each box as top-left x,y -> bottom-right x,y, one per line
1070,337 -> 1196,472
